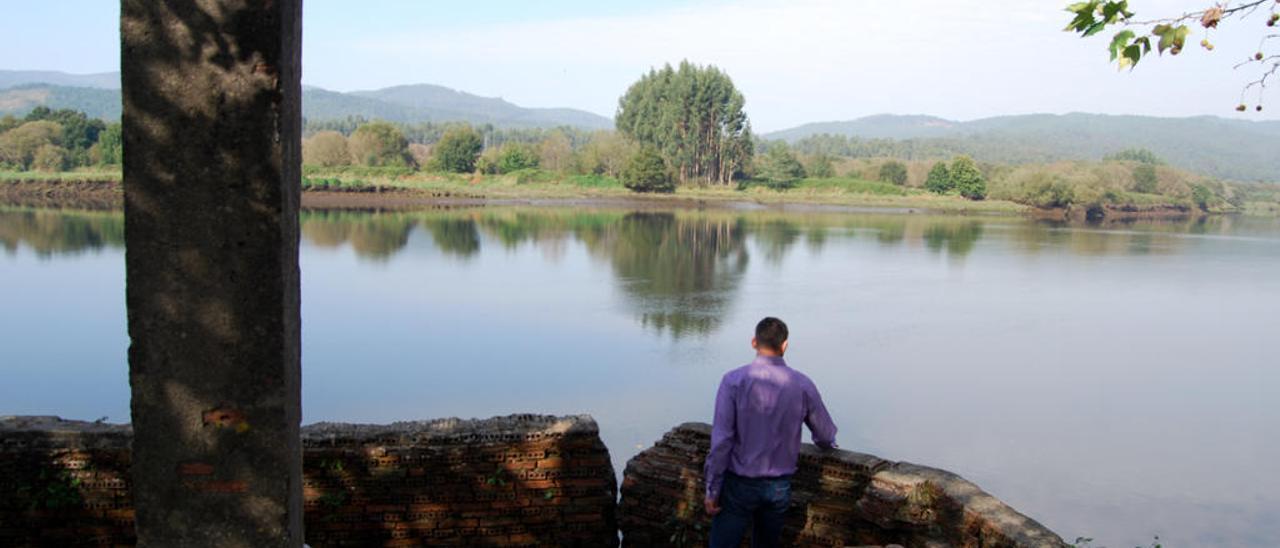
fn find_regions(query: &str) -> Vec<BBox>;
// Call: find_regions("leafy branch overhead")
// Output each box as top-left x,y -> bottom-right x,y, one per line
1064,0 -> 1280,110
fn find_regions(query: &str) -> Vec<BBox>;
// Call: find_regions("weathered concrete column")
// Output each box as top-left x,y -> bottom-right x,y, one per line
121,1 -> 303,545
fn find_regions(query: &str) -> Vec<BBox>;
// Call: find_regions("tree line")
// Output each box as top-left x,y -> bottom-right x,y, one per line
0,107 -> 121,172
303,121 -> 639,180
302,61 -> 756,193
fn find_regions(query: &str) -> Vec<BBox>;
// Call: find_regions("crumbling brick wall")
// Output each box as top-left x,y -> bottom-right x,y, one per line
301,415 -> 617,546
618,422 -> 1068,548
0,414 -> 618,547
0,417 -> 134,547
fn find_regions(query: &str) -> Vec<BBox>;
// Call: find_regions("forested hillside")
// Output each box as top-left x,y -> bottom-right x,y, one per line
3,70 -> 1277,182
0,72 -> 612,131
0,84 -> 121,120
0,70 -> 120,90
768,113 -> 1280,182
349,84 -> 611,129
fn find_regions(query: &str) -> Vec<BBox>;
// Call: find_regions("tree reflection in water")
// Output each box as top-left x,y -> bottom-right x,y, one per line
301,210 -> 415,260
922,221 -> 984,262
581,212 -> 749,339
0,208 -> 124,257
7,205 -> 1243,340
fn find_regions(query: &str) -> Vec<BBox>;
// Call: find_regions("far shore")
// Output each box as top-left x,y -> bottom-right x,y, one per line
0,173 -> 1220,222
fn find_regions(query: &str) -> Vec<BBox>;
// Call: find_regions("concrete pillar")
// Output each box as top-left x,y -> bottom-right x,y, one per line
120,1 -> 303,545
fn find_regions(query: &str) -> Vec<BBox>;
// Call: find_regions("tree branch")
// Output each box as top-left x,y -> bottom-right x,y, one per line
1127,0 -> 1271,26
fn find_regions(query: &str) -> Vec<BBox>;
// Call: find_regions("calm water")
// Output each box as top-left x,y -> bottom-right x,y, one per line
3,205 -> 1279,546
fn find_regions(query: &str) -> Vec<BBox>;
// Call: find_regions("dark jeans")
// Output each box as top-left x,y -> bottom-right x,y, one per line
709,472 -> 792,548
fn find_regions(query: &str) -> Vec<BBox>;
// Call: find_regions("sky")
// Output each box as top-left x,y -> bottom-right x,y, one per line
2,0 -> 1277,131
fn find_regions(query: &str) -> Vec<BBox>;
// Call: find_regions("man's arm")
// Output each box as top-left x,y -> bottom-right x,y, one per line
804,379 -> 838,449
704,375 -> 736,503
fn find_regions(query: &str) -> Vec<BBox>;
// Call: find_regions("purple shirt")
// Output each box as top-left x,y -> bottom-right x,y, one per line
704,355 -> 838,499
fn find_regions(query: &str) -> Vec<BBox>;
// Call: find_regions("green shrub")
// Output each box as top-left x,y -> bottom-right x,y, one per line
496,143 -> 541,173
1191,184 -> 1214,211
433,126 -> 483,173
1132,164 -> 1158,194
754,144 -> 806,189
31,144 -> 68,172
1021,173 -> 1075,208
950,156 -> 987,200
806,154 -> 835,178
878,160 -> 908,186
621,148 -> 675,193
924,162 -> 952,194
348,122 -> 411,167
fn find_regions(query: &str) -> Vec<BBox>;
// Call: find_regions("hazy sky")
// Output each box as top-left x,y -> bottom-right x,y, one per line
2,0 -> 1277,131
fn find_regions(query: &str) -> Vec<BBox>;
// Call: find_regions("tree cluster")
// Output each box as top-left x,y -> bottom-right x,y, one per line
752,143 -> 806,189
924,156 -> 988,200
0,107 -> 119,171
302,118 -> 643,179
615,61 -> 753,186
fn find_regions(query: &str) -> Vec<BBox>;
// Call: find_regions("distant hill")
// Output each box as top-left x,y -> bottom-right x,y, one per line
767,114 -> 962,140
0,70 -> 119,90
0,84 -> 121,119
767,113 -> 1280,182
1,71 -> 612,130
347,84 -> 612,129
310,84 -> 610,129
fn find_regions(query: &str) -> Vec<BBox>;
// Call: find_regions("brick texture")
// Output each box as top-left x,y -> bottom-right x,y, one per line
0,415 -> 618,547
617,423 -> 1068,548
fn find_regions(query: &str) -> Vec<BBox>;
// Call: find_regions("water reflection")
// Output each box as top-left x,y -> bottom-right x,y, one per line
0,208 -> 124,257
581,213 -> 749,338
4,204 -> 1279,547
302,210 -> 414,260
8,206 -> 1275,340
923,221 -> 984,261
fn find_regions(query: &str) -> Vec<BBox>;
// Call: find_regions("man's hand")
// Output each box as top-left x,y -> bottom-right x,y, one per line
704,496 -> 721,516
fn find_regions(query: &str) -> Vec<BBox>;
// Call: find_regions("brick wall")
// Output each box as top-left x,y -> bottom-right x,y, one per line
0,414 -> 618,547
2,417 -> 1066,547
618,423 -> 1068,548
0,417 -> 134,547
301,415 -> 617,547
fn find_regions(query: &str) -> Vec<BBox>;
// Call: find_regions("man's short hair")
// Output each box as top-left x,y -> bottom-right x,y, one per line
755,317 -> 788,352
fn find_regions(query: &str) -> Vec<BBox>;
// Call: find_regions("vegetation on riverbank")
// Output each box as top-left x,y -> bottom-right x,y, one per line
4,81 -> 1278,218
295,168 -> 1027,213
10,163 -> 1280,218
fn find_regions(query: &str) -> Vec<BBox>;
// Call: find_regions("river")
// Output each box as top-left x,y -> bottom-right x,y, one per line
2,205 -> 1278,547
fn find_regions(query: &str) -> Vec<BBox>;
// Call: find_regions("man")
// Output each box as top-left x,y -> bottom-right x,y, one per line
704,317 -> 838,548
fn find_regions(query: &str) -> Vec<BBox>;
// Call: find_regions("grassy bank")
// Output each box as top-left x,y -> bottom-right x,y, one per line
9,166 -> 1273,218
0,169 -> 121,182
300,167 -> 1028,214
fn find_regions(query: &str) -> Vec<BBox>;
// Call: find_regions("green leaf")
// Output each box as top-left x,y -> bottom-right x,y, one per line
1082,21 -> 1108,37
1120,44 -> 1143,68
1101,1 -> 1128,22
1109,30 -> 1135,60
1064,1 -> 1099,32
1065,12 -> 1095,32
1134,36 -> 1151,54
1154,24 -> 1190,54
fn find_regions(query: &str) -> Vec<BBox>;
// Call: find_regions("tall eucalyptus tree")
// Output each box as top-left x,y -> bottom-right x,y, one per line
616,61 -> 753,186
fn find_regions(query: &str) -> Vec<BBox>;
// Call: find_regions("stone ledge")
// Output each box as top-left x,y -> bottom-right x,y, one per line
301,413 -> 600,445
619,422 -> 1067,548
